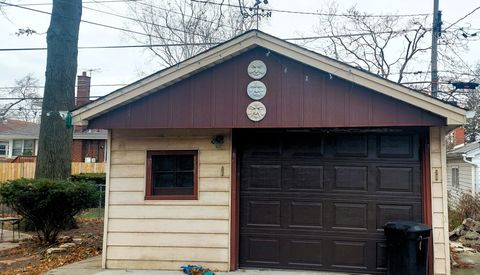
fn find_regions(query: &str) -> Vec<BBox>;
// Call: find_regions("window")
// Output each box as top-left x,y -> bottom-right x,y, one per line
0,143 -> 7,156
452,167 -> 459,188
12,140 -> 35,156
146,150 -> 198,200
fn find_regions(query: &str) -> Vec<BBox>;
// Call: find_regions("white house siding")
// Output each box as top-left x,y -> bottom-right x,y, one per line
430,127 -> 451,275
104,129 -> 232,271
447,158 -> 474,203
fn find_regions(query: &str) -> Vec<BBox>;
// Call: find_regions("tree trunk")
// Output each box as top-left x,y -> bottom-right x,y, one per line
35,0 -> 82,179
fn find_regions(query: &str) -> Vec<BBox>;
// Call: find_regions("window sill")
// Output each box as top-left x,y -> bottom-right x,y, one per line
144,194 -> 198,200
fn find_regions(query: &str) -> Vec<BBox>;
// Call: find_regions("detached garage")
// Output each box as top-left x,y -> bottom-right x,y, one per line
72,31 -> 465,274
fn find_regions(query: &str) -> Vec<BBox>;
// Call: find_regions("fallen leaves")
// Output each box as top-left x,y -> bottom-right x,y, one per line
0,218 -> 103,275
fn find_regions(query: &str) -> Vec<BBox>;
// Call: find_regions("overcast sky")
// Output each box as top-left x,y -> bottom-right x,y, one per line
0,0 -> 479,98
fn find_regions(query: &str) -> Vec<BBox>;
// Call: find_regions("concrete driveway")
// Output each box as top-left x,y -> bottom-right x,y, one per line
46,256 -> 346,275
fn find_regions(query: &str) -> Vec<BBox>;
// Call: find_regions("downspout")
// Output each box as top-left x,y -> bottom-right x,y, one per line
462,154 -> 477,195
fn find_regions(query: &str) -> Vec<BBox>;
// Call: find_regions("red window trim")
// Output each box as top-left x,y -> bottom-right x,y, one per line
145,150 -> 198,200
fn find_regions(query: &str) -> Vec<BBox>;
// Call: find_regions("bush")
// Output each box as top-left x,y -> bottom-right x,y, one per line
448,193 -> 480,231
0,178 -> 100,244
71,173 -> 105,208
71,173 -> 106,185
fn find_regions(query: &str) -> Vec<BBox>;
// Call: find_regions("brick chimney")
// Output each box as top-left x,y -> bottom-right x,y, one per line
76,71 -> 91,107
453,127 -> 465,146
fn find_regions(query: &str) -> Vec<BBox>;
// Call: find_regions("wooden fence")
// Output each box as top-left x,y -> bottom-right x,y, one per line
0,162 -> 105,182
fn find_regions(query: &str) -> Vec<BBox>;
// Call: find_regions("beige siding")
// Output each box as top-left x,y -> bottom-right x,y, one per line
104,129 -> 231,270
106,260 -> 229,271
430,127 -> 451,275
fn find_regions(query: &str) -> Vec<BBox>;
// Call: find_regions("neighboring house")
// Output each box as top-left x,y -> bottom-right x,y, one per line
447,139 -> 480,201
0,72 -> 107,162
0,121 -> 107,162
0,120 -> 39,161
72,30 -> 465,275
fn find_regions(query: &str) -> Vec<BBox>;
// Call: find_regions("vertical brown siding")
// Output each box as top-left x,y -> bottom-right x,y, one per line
89,47 -> 446,129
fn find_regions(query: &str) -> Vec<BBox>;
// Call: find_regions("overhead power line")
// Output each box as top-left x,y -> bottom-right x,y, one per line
190,0 -> 430,17
14,0 -> 243,32
0,84 -> 127,89
0,42 -> 219,52
11,0 -> 139,6
444,5 -> 480,31
0,1 -> 187,43
81,5 -> 214,40
0,28 -> 433,52
284,29 -> 430,41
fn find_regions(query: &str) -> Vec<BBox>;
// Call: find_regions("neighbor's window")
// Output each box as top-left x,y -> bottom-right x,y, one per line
452,167 -> 459,188
146,150 -> 198,200
0,143 -> 7,156
12,140 -> 34,156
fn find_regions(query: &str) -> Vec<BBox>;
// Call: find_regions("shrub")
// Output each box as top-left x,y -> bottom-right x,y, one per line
448,193 -> 480,231
71,173 -> 106,186
0,178 -> 100,244
71,173 -> 106,208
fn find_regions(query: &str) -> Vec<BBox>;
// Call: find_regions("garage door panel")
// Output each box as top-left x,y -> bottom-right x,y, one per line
238,130 -> 422,274
332,240 -> 368,269
376,242 -> 388,270
335,134 -> 368,157
288,201 -> 323,228
333,166 -> 368,191
284,132 -> 324,157
248,164 -> 282,189
332,202 -> 368,230
244,200 -> 281,227
377,166 -> 414,192
286,239 -> 323,266
377,135 -> 416,158
242,237 -> 280,265
376,204 -> 414,230
288,165 -> 324,190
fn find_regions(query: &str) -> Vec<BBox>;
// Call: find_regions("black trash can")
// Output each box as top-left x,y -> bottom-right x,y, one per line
384,221 -> 431,275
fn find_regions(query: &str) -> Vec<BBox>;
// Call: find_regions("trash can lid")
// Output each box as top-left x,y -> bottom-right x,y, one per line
384,221 -> 431,239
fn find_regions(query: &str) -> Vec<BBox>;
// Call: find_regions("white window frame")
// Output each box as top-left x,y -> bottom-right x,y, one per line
0,142 -> 7,157
12,139 -> 35,156
451,166 -> 460,188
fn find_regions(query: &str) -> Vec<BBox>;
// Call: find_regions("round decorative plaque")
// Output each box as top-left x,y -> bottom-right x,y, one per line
246,101 -> 267,122
247,81 -> 267,100
247,60 -> 267,79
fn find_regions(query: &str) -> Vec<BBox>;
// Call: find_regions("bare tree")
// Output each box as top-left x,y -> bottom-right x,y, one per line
311,4 -> 431,84
127,0 -> 257,67
310,3 -> 468,91
0,74 -> 42,122
464,89 -> 480,142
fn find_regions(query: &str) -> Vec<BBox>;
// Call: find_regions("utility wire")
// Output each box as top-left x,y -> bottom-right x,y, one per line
81,5 -> 214,40
444,43 -> 477,76
190,0 -> 430,17
0,84 -> 127,89
11,0 -> 140,6
0,42 -> 219,52
0,28 -> 430,52
0,26 -> 436,52
0,96 -> 104,100
284,29 -> 429,41
444,5 -> 480,31
14,0 -> 242,32
0,1 -> 187,43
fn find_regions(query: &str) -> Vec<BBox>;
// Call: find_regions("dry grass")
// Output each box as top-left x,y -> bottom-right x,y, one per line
449,193 -> 480,231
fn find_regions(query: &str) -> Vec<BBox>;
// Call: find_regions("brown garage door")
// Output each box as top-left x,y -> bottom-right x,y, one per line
238,129 -> 423,274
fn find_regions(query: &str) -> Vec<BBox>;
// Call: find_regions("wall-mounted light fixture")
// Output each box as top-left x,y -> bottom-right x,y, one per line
211,135 -> 224,149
